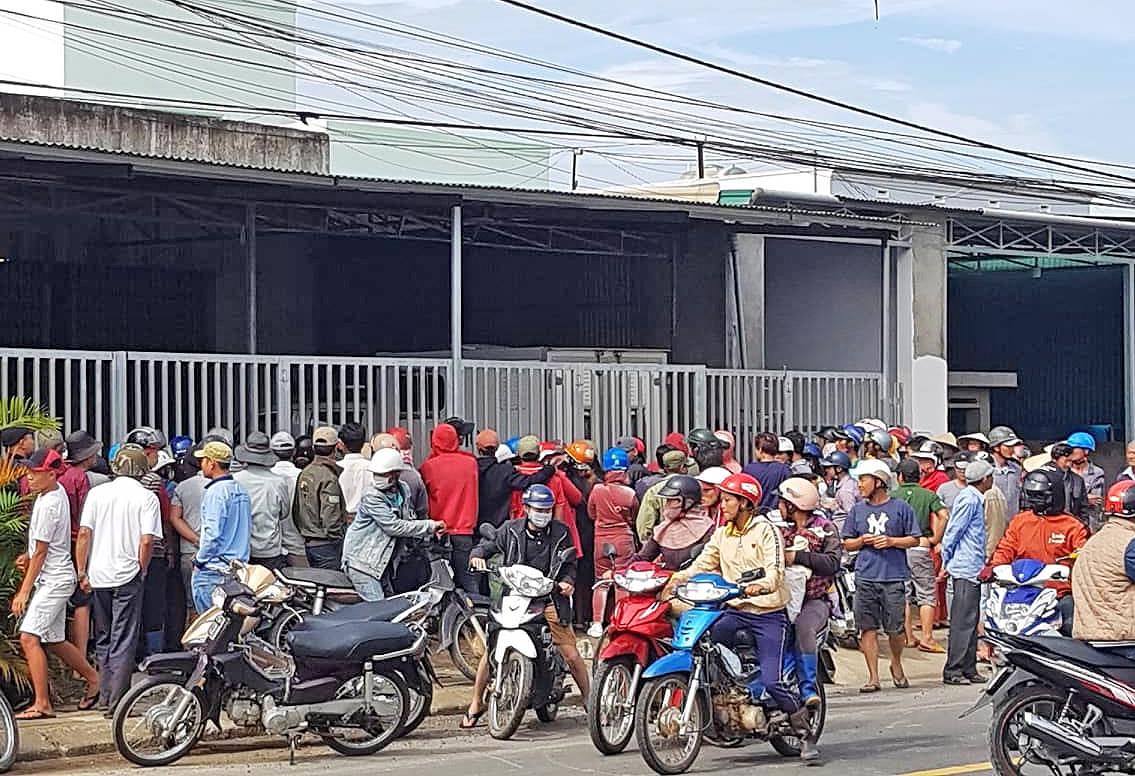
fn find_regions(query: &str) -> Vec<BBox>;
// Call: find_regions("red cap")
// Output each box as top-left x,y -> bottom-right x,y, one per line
27,448 -> 63,473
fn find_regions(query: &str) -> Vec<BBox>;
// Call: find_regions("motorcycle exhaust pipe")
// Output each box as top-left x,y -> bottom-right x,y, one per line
1020,712 -> 1103,758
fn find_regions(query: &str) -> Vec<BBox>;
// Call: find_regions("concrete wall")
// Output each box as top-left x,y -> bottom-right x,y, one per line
0,94 -> 329,174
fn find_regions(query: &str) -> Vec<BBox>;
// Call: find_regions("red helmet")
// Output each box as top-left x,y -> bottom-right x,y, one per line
1106,481 -> 1135,517
888,426 -> 912,446
718,473 -> 763,506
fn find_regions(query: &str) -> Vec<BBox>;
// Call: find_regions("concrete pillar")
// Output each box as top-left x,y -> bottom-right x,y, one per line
731,233 -> 765,369
895,221 -> 948,433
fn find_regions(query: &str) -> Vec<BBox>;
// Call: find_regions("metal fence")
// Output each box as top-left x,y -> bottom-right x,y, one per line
0,349 -> 896,459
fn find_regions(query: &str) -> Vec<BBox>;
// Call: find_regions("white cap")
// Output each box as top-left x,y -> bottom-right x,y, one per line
495,444 -> 515,463
270,431 -> 296,453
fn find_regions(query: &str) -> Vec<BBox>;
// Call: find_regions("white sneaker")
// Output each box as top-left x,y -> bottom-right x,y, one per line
586,622 -> 604,639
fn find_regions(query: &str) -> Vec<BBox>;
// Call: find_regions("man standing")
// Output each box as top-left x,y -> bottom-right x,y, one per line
936,452 -> 970,510
234,432 -> 292,570
124,427 -> 173,655
989,426 -> 1024,514
939,460 -> 993,685
1042,443 -> 1090,528
841,459 -> 921,693
892,458 -> 948,654
75,445 -> 162,713
169,445 -> 208,615
615,436 -> 650,485
909,442 -> 950,493
14,449 -> 100,719
635,449 -> 690,541
336,422 -> 370,521
269,431 -> 308,567
293,427 -> 346,570
475,428 -> 552,530
191,441 -> 251,613
62,430 -> 104,657
2,426 -> 35,466
1067,432 -> 1106,532
819,451 -> 858,520
371,433 -> 429,518
742,432 -> 793,511
420,423 -> 479,592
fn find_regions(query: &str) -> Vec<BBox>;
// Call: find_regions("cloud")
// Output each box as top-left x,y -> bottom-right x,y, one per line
900,35 -> 962,53
862,78 -> 912,92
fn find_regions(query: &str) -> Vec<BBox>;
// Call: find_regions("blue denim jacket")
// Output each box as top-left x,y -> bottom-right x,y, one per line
196,475 -> 251,567
342,481 -> 436,580
940,485 -> 987,581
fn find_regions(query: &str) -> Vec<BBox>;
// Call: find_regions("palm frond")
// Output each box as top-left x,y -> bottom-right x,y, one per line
0,398 -> 59,433
0,643 -> 30,690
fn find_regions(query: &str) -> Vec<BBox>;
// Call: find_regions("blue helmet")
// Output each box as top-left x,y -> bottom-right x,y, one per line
840,424 -> 866,446
522,484 -> 555,509
171,435 -> 193,459
803,442 -> 822,459
505,436 -> 521,454
820,451 -> 852,470
1066,432 -> 1096,452
601,447 -> 629,472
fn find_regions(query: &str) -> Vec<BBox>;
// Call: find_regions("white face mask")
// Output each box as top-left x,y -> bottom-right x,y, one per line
372,473 -> 398,491
526,507 -> 553,528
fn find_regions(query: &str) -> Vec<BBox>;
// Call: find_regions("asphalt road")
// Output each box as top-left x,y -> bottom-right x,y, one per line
24,683 -> 995,776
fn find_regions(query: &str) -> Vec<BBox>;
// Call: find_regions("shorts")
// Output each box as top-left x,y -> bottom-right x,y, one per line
543,603 -> 577,649
906,547 -> 937,607
854,579 -> 907,635
21,581 -> 75,644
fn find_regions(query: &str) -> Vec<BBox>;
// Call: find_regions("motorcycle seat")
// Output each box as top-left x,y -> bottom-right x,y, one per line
288,620 -> 418,661
292,599 -> 414,631
277,567 -> 354,590
1032,636 -> 1135,668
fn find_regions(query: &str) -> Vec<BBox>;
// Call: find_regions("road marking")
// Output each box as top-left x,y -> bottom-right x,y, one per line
897,763 -> 991,776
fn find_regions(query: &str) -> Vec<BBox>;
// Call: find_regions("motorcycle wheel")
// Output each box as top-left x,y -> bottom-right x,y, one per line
634,675 -> 705,776
0,689 -> 18,773
450,609 -> 487,682
268,609 -> 304,650
112,675 -> 206,767
989,685 -> 1082,776
588,657 -> 637,755
770,682 -> 827,758
536,703 -> 558,723
488,651 -> 533,741
322,670 -> 408,756
398,670 -> 433,738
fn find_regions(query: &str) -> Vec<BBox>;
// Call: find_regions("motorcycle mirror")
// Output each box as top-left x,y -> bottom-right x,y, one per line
478,523 -> 497,541
602,543 -> 616,559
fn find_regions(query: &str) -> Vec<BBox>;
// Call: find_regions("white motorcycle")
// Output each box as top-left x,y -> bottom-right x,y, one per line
985,558 -> 1069,637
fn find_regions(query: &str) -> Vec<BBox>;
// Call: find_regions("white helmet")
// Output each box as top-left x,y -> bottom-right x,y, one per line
857,418 -> 887,433
695,466 -> 731,486
151,449 -> 175,473
777,436 -> 794,454
368,447 -> 407,475
856,459 -> 894,488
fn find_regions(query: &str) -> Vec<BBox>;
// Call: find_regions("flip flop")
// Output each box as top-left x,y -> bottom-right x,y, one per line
16,709 -> 56,720
891,670 -> 911,689
918,641 -> 946,654
859,683 -> 880,694
77,692 -> 100,711
459,710 -> 484,729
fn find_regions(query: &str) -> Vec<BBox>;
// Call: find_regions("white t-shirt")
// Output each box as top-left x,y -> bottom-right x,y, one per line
338,454 -> 371,514
28,485 -> 76,588
79,477 -> 163,589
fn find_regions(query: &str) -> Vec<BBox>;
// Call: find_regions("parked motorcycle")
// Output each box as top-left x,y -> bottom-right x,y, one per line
634,570 -> 825,775
966,629 -> 1135,775
479,527 -> 577,740
587,549 -> 672,755
830,555 -> 858,650
113,569 -> 427,767
0,688 -> 17,773
985,558 -> 1070,637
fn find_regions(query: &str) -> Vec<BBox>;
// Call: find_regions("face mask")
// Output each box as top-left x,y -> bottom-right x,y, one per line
527,507 -> 553,528
372,473 -> 398,491
662,503 -> 684,522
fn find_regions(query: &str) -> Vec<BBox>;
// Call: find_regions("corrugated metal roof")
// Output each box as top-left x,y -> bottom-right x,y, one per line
0,135 -> 929,228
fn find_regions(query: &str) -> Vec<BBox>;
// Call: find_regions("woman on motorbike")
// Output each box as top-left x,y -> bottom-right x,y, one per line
587,447 -> 640,637
776,477 -> 841,709
633,475 -> 715,570
666,472 -> 819,763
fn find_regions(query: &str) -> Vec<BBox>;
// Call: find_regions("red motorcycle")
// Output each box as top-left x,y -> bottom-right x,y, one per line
588,553 -> 672,755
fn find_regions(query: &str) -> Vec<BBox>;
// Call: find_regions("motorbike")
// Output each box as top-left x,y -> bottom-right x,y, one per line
587,548 -> 672,755
479,526 -> 577,740
965,629 -> 1135,775
113,567 -> 428,767
985,558 -> 1070,637
830,554 -> 858,650
634,570 -> 825,775
0,688 -> 16,773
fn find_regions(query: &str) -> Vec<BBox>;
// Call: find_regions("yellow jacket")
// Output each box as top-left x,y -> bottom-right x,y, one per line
668,514 -> 788,615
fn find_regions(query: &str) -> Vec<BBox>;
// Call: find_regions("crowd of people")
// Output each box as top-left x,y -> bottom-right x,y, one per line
5,414 -> 1135,733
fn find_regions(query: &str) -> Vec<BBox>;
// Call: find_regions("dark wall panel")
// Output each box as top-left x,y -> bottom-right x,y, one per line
948,266 -> 1124,440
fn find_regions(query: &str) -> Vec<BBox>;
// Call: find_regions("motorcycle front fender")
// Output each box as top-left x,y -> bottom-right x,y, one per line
493,628 -> 538,664
642,650 -> 693,680
439,594 -> 477,650
960,667 -> 1030,719
139,651 -> 201,677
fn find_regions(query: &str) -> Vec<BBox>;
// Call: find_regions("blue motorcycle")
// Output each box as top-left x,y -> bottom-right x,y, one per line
633,571 -> 826,775
985,557 -> 1070,637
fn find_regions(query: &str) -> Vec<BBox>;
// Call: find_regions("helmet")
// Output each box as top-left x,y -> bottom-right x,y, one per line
1066,432 -> 1097,452
777,436 -> 794,454
957,432 -> 991,448
867,429 -> 894,452
151,449 -> 175,473
522,484 -> 556,510
657,474 -> 701,511
1023,469 -> 1063,515
204,426 -> 233,447
856,459 -> 894,489
368,448 -> 406,475
126,426 -> 165,449
857,418 -> 887,433
565,440 -> 596,465
293,436 -> 314,466
170,435 -> 192,459
816,426 -> 840,443
909,441 -> 943,463
505,436 -> 521,454
686,428 -> 721,452
888,426 -> 912,445
695,466 -> 731,486
952,450 -> 973,469
789,459 -> 818,479
819,451 -> 852,470
601,447 -> 629,472
270,431 -> 296,453
803,442 -> 822,459
717,473 -> 763,507
778,477 -> 820,512
1105,481 -> 1135,517
840,424 -> 865,446
988,425 -> 1022,448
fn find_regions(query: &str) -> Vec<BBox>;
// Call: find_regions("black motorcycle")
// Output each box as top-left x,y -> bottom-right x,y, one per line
112,574 -> 429,767
965,630 -> 1135,775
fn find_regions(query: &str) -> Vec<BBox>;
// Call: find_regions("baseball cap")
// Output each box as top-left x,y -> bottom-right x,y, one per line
111,444 -> 151,478
312,426 -> 338,446
965,459 -> 994,484
27,448 -> 63,473
516,435 -> 540,458
475,429 -> 500,450
35,428 -> 65,453
0,426 -> 33,448
270,431 -> 296,453
661,449 -> 687,469
194,440 -> 234,463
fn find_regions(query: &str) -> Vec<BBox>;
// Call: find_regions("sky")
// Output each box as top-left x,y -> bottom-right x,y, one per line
306,0 -> 1134,188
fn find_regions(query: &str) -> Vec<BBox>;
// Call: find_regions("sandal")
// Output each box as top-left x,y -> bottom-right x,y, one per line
918,641 -> 946,654
16,709 -> 55,720
77,692 -> 100,711
859,683 -> 880,694
459,710 -> 484,729
890,669 -> 910,689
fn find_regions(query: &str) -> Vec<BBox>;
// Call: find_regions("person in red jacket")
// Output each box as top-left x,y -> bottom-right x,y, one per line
587,447 -> 639,637
420,424 -> 479,593
910,442 -> 950,493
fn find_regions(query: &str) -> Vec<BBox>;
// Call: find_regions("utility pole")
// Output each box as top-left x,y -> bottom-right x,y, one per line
696,142 -> 705,178
571,149 -> 583,190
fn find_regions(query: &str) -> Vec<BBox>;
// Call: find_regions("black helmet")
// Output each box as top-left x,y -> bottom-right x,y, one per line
686,428 -> 723,453
126,426 -> 166,450
658,474 -> 701,511
1022,469 -> 1065,516
293,435 -> 315,468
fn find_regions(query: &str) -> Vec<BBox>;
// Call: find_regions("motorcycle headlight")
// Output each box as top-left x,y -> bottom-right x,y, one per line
676,581 -> 732,604
500,565 -> 554,598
